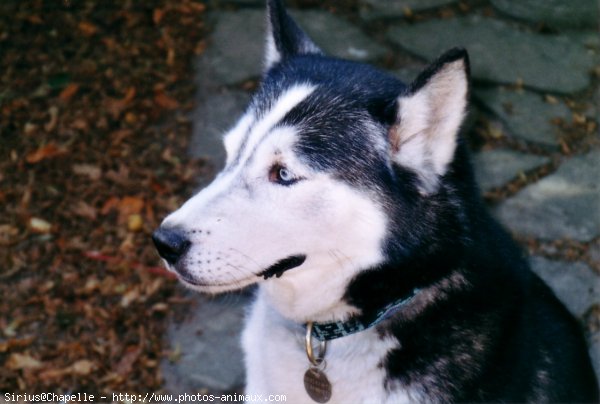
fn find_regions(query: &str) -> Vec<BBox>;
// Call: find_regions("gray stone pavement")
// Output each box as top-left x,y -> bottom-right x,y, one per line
161,0 -> 600,394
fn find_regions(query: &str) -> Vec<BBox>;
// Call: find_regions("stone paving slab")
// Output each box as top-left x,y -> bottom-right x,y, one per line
199,11 -> 265,86
495,151 -> 600,242
530,256 -> 599,318
359,0 -> 457,21
290,10 -> 388,62
190,89 -> 251,169
472,149 -> 550,192
200,9 -> 388,86
393,66 -> 423,84
161,291 -> 253,393
490,0 -> 599,29
387,15 -> 597,93
473,87 -> 570,146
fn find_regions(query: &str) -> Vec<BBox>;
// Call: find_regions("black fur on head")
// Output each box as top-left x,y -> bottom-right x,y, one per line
265,0 -> 322,69
407,47 -> 470,96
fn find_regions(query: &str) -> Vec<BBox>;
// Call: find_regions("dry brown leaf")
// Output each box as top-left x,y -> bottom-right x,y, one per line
24,122 -> 38,135
7,353 -> 43,370
120,287 -> 140,307
0,224 -> 19,245
0,337 -> 34,353
110,128 -> 133,146
154,91 -> 179,110
38,367 -> 68,380
114,346 -> 142,376
78,21 -> 98,36
71,359 -> 95,375
29,217 -> 52,233
59,83 -> 80,102
26,142 -> 66,164
101,196 -> 121,215
73,164 -> 102,180
38,359 -> 94,381
72,201 -> 98,220
119,196 -> 145,216
106,87 -> 136,117
127,214 -> 143,232
153,8 -> 165,24
26,15 -> 43,24
44,105 -> 59,132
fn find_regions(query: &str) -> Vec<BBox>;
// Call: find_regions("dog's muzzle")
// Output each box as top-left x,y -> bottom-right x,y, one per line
152,226 -> 190,265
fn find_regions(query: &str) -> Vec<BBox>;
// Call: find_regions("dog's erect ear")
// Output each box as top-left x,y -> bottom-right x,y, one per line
264,0 -> 323,70
389,48 -> 470,194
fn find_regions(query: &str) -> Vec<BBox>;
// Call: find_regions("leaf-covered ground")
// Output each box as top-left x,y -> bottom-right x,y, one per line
0,0 -> 210,393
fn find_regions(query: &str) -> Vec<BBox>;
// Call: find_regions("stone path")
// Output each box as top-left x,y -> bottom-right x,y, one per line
161,0 -> 600,394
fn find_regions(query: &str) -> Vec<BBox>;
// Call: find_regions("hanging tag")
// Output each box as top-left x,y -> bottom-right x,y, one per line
304,322 -> 332,402
304,366 -> 332,403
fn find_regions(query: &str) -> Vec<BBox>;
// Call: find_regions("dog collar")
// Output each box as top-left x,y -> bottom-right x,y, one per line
307,288 -> 421,341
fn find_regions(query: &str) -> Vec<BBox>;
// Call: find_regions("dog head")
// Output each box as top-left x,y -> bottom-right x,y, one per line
153,0 -> 470,321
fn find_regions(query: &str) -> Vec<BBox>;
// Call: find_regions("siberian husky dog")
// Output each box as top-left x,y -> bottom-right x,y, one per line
153,0 -> 599,402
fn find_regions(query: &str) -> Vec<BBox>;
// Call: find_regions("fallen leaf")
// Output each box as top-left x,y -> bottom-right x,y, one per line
120,288 -> 140,307
26,15 -> 43,24
0,337 -> 34,353
0,224 -> 19,245
25,143 -> 66,163
114,346 -> 142,376
168,344 -> 182,363
44,105 -> 59,132
119,196 -> 144,216
153,8 -> 165,24
127,214 -> 143,232
71,118 -> 89,130
29,217 -> 52,233
124,111 -> 137,124
70,359 -> 95,375
72,164 -> 102,180
101,196 -> 121,215
38,367 -> 68,380
78,21 -> 98,36
7,353 -> 43,370
154,90 -> 179,110
24,122 -> 38,135
572,113 -> 586,125
59,83 -> 79,102
106,87 -> 136,117
151,302 -> 168,312
72,201 -> 98,220
166,48 -> 175,66
110,129 -> 133,146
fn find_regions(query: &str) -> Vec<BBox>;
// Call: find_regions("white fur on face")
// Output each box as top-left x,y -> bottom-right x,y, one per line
162,84 -> 388,321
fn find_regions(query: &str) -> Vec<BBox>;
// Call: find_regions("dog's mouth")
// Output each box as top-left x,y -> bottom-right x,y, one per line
173,254 -> 307,289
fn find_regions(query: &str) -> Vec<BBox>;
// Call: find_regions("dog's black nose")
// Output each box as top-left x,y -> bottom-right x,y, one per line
152,227 -> 190,265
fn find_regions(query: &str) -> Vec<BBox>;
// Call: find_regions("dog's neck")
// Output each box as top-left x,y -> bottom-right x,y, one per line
260,258 -> 423,331
262,280 -> 360,324
309,287 -> 420,341
260,259 -> 368,323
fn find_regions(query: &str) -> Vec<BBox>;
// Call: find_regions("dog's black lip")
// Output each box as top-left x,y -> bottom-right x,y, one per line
259,254 -> 307,280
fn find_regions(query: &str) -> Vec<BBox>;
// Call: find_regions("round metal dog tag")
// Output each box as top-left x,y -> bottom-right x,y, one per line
304,367 -> 332,403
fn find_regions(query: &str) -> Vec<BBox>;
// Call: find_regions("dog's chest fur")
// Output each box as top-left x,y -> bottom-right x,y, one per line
242,291 -> 416,403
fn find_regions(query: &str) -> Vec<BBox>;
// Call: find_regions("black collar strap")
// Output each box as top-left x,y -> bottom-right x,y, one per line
308,288 -> 421,341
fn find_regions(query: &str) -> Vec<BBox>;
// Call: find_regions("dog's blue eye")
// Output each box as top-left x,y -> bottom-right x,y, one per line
269,165 -> 297,186
279,168 -> 292,181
